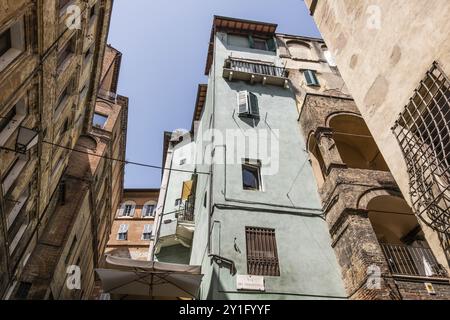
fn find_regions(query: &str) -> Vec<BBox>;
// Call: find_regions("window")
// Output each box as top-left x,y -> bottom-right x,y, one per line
246,227 -> 280,276
393,62 -> 450,233
252,38 -> 268,51
0,98 -> 27,147
55,79 -> 74,115
237,91 -> 259,118
0,29 -> 12,56
242,160 -> 262,191
84,45 -> 94,63
175,198 -> 182,206
93,113 -> 108,129
120,204 -> 135,217
142,224 -> 152,240
142,204 -> 155,217
2,155 -> 28,196
304,70 -> 319,86
0,18 -> 25,72
117,224 -> 128,240
227,34 -> 276,52
57,37 -> 76,72
89,4 -> 97,19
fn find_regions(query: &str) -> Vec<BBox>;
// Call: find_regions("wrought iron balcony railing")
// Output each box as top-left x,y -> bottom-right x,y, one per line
175,197 -> 195,223
380,243 -> 448,278
223,58 -> 289,88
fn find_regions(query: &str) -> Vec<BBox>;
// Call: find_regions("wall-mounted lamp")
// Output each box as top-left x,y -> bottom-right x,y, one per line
0,125 -> 38,154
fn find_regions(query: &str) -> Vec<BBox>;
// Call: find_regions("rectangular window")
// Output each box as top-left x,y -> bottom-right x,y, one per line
0,17 -> 25,72
142,204 -> 155,217
89,4 -> 97,19
93,113 -> 108,128
304,69 -> 319,86
117,224 -> 128,240
0,29 -> 12,56
57,37 -> 76,72
237,91 -> 259,118
246,227 -> 280,276
0,106 -> 17,134
0,99 -> 29,155
252,38 -> 268,51
242,160 -> 262,191
393,62 -> 450,232
142,224 -> 152,240
55,79 -> 74,115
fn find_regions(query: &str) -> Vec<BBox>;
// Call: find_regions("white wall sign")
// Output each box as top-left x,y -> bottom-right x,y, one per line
236,275 -> 265,291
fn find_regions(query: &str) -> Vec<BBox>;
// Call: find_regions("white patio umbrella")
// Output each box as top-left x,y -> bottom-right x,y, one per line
96,255 -> 203,299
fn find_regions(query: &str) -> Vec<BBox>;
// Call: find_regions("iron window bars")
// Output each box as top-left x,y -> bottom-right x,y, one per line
246,227 -> 280,276
392,62 -> 450,235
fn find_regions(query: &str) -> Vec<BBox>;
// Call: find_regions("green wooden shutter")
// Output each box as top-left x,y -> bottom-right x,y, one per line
248,35 -> 255,49
267,38 -> 276,52
304,70 -> 319,86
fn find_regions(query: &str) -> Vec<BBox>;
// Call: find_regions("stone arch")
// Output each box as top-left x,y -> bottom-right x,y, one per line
286,40 -> 311,60
327,113 -> 389,171
307,131 -> 326,187
357,188 -> 404,210
79,134 -> 98,150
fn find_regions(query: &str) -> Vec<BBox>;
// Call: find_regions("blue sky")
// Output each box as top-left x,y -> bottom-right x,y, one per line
107,0 -> 321,188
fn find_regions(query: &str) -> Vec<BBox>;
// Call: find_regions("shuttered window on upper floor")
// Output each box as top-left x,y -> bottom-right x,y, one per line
237,91 -> 259,118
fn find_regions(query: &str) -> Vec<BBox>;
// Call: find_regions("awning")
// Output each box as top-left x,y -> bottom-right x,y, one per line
95,255 -> 203,299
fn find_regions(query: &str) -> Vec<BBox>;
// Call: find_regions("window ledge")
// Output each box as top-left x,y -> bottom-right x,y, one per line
9,223 -> 28,255
6,194 -> 28,230
0,114 -> 26,146
0,48 -> 23,73
2,158 -> 27,196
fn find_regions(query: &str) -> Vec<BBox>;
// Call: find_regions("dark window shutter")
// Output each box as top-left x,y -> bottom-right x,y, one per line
248,92 -> 259,117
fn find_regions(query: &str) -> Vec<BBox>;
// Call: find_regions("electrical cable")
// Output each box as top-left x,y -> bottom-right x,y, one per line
41,140 -> 210,175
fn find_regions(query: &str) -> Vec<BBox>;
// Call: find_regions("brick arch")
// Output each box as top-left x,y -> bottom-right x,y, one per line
357,188 -> 404,210
78,134 -> 99,150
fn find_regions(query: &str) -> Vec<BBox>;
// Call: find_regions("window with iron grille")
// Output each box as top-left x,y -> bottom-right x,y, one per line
392,62 -> 450,234
245,227 -> 280,276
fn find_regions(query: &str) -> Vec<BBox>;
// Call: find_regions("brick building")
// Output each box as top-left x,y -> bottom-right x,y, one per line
106,188 -> 160,261
0,1 -> 128,299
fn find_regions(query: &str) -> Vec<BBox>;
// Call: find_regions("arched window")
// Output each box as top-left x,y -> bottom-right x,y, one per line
142,201 -> 156,218
118,201 -> 136,218
329,114 -> 389,171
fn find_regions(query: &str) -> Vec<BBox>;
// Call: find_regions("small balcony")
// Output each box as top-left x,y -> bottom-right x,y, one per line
223,58 -> 289,88
380,243 -> 448,279
175,195 -> 195,223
